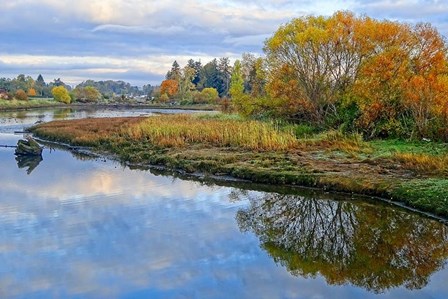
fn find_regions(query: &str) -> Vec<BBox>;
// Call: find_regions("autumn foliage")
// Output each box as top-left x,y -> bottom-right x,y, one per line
27,88 -> 37,97
15,89 -> 28,101
233,11 -> 448,140
51,86 -> 71,104
73,86 -> 101,103
160,79 -> 178,98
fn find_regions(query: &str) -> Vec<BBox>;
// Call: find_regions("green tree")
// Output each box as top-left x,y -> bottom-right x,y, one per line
187,59 -> 203,88
73,86 -> 101,102
199,87 -> 219,103
178,66 -> 196,100
142,84 -> 153,98
200,59 -> 221,92
51,86 -> 71,104
229,60 -> 244,98
35,74 -> 46,96
218,57 -> 232,97
166,60 -> 181,81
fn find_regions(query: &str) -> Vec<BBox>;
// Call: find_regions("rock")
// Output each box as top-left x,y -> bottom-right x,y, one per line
15,136 -> 43,156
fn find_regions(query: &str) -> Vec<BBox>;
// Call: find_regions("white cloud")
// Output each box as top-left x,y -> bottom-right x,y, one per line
223,34 -> 271,47
91,24 -> 186,35
1,0 -> 447,85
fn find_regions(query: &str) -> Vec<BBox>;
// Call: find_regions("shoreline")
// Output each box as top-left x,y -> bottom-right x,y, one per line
29,115 -> 448,220
32,136 -> 448,224
0,102 -> 217,112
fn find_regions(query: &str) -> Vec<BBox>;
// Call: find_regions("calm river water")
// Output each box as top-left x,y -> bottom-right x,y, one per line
0,108 -> 447,299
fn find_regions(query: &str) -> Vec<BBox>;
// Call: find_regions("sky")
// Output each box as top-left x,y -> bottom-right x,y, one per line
1,0 -> 447,87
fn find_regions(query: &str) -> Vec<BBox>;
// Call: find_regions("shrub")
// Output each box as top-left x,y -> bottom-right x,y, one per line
51,86 -> 71,104
200,88 -> 219,103
15,89 -> 28,101
159,93 -> 169,103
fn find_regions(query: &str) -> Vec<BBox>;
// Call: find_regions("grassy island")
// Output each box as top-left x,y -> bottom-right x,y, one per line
30,114 -> 448,218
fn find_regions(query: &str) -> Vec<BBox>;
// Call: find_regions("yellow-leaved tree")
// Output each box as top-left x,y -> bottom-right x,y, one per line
262,11 -> 448,139
51,86 -> 71,104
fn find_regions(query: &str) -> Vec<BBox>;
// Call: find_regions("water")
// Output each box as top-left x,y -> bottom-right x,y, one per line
0,108 -> 447,298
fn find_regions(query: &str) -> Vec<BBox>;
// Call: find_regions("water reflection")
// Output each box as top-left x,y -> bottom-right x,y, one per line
236,192 -> 448,293
53,108 -> 73,119
15,154 -> 43,174
1,108 -> 447,298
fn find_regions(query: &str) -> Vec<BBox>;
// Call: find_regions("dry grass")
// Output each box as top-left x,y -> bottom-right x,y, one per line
125,114 -> 299,151
392,152 -> 448,175
301,130 -> 370,154
31,117 -> 144,145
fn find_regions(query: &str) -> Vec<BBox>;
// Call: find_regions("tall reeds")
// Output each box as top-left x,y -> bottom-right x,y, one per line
126,114 -> 298,151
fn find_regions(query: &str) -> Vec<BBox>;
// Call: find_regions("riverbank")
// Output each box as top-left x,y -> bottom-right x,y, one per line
0,99 -> 217,111
29,114 -> 448,218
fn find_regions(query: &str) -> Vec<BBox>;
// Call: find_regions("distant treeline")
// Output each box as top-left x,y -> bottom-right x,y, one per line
76,80 -> 153,98
0,75 -> 70,97
0,75 -> 153,98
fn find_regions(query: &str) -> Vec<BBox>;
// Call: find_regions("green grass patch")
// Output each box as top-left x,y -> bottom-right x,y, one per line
0,98 -> 57,109
370,139 -> 448,157
393,179 -> 448,216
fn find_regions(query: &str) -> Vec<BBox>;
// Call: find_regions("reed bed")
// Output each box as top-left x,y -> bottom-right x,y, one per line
392,152 -> 448,175
301,129 -> 369,153
31,117 -> 143,145
126,114 -> 298,151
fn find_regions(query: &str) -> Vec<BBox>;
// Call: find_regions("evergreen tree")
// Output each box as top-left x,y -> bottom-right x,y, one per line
187,59 -> 203,88
218,57 -> 232,97
166,60 -> 181,81
201,59 -> 222,95
35,74 -> 46,96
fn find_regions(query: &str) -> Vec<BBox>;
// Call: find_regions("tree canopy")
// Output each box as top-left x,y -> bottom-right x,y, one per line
228,11 -> 448,140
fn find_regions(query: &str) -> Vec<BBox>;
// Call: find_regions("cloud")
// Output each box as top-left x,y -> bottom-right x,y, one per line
0,0 -> 447,86
91,24 -> 186,35
352,0 -> 448,23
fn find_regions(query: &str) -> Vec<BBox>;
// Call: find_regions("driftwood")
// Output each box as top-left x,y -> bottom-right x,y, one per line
15,137 -> 43,156
0,145 -> 17,148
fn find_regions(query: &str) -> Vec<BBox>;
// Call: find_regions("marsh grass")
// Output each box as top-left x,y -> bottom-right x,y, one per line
368,139 -> 448,175
392,153 -> 448,175
31,117 -> 143,145
30,115 -> 448,216
0,98 -> 56,108
302,129 -> 370,154
126,114 -> 298,151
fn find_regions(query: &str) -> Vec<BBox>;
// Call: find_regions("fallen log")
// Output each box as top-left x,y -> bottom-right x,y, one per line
0,145 -> 17,148
15,136 -> 43,156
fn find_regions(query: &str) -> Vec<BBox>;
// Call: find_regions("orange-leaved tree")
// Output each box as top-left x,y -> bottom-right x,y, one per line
27,88 -> 37,97
160,79 -> 178,99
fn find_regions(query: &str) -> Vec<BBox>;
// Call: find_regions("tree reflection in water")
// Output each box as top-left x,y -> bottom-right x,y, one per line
236,192 -> 448,293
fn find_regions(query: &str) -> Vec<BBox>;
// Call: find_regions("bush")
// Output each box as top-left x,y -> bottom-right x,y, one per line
200,88 -> 219,103
159,93 -> 169,103
291,124 -> 319,138
15,89 -> 28,101
51,86 -> 71,104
